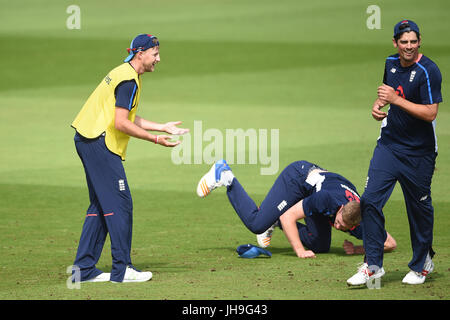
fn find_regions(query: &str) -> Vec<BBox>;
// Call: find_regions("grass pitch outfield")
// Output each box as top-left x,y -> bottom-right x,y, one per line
0,0 -> 449,301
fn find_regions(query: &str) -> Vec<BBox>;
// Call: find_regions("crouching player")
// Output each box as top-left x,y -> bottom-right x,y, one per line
197,160 -> 396,258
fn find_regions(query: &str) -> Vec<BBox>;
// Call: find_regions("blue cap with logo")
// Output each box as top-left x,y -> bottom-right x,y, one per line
393,20 -> 420,38
236,244 -> 272,258
124,34 -> 159,63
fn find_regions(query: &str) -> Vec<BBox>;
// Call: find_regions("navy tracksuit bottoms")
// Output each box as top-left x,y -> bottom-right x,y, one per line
362,143 -> 436,272
72,132 -> 133,282
226,161 -> 333,252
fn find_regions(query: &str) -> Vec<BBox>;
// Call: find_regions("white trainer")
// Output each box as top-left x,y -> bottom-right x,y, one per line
402,254 -> 434,285
347,262 -> 385,286
256,223 -> 277,248
81,272 -> 110,283
112,266 -> 152,283
196,159 -> 232,198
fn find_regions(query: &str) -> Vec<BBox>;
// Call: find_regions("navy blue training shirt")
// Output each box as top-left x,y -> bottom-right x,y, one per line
379,54 -> 442,155
302,172 -> 360,218
302,172 -> 362,238
115,80 -> 138,111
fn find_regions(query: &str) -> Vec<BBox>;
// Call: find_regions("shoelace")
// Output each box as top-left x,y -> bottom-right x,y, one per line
356,262 -> 375,278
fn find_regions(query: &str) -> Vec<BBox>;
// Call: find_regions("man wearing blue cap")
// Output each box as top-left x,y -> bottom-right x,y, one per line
71,34 -> 189,283
347,20 -> 442,286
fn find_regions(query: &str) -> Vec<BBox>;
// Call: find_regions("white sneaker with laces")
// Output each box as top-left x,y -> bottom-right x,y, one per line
256,223 -> 277,248
112,266 -> 152,283
402,253 -> 434,285
197,160 -> 232,198
347,262 -> 385,286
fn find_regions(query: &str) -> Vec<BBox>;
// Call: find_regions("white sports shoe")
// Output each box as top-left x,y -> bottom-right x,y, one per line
256,223 -> 277,248
347,262 -> 385,286
112,266 -> 152,283
197,160 -> 232,198
402,253 -> 434,285
81,272 -> 110,283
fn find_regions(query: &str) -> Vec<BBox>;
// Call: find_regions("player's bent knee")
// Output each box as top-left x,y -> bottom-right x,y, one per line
309,241 -> 330,253
251,225 -> 270,235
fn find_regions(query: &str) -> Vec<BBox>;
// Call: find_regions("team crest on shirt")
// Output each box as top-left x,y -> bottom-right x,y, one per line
390,68 -> 396,73
395,85 -> 405,98
409,70 -> 416,82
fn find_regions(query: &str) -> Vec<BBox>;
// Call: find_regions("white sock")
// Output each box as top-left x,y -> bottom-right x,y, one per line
221,170 -> 235,187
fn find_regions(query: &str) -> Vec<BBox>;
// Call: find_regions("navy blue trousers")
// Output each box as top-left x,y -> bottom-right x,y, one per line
227,161 -> 332,252
73,133 -> 133,282
362,143 -> 436,272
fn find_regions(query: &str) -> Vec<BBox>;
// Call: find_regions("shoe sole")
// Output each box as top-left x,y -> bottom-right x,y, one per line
402,279 -> 425,285
402,274 -> 426,285
83,278 -> 110,283
122,278 -> 152,283
111,277 -> 153,283
197,164 -> 216,197
197,177 -> 211,197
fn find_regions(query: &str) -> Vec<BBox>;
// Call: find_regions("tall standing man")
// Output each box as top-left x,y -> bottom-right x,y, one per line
71,34 -> 189,283
347,20 -> 442,286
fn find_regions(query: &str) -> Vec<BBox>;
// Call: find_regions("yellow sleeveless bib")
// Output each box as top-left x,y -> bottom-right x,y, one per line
72,63 -> 141,160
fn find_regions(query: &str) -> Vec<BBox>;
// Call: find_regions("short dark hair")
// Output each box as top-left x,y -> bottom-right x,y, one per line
394,23 -> 420,42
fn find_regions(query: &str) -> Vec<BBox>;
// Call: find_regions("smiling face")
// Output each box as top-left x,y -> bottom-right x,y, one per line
140,46 -> 160,72
131,46 -> 160,74
393,31 -> 421,67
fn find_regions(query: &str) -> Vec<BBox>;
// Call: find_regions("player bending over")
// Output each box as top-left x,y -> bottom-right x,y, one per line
197,160 -> 396,258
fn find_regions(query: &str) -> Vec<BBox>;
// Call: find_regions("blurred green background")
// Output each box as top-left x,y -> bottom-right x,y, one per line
0,0 -> 449,300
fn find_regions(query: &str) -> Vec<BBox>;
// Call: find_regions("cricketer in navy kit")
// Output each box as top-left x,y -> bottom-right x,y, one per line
197,160 -> 393,259
71,34 -> 189,283
347,20 -> 442,286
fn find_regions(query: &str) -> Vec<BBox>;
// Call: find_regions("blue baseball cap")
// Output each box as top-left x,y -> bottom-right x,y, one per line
124,34 -> 159,63
236,244 -> 272,258
393,20 -> 420,38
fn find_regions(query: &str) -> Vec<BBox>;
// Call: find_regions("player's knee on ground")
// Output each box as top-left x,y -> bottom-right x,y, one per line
299,231 -> 331,253
307,237 -> 331,253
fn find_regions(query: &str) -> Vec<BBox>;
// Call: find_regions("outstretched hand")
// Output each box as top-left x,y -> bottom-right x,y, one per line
163,121 -> 190,135
156,135 -> 181,147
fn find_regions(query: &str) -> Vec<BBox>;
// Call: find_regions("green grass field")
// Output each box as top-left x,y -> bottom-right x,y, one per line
0,0 -> 449,301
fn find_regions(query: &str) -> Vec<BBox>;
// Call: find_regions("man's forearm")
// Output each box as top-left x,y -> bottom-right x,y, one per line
281,219 -> 307,257
134,116 -> 166,131
392,96 -> 438,122
116,117 -> 157,143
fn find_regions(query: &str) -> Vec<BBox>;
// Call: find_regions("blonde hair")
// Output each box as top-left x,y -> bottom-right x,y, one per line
342,201 -> 361,227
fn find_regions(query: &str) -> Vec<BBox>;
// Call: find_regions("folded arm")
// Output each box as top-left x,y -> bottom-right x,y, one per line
377,84 -> 438,122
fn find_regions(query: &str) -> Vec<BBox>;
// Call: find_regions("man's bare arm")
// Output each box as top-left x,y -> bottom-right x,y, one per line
279,200 -> 316,259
